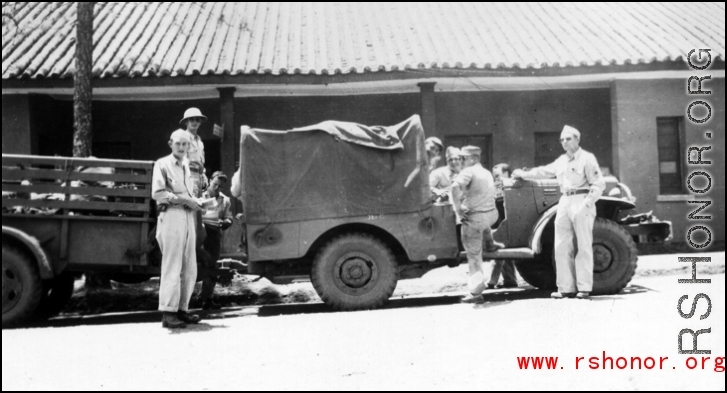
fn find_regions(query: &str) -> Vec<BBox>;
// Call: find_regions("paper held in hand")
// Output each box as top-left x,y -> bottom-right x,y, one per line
197,197 -> 217,209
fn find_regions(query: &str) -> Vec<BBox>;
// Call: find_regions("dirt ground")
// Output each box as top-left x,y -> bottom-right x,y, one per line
62,252 -> 726,316
3,259 -> 724,391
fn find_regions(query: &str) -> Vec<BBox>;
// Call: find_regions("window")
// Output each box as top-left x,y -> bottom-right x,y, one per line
656,117 -> 684,195
534,132 -> 562,167
444,135 -> 492,170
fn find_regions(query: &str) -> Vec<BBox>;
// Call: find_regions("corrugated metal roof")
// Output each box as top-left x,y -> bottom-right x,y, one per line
2,2 -> 725,80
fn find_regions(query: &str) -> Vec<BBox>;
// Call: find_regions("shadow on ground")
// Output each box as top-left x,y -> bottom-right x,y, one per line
8,284 -> 654,330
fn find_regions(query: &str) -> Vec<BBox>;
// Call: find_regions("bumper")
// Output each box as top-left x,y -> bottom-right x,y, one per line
623,220 -> 673,243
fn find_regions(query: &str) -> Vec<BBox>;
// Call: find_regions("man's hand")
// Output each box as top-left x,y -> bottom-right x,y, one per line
512,169 -> 525,180
220,219 -> 233,230
178,195 -> 204,211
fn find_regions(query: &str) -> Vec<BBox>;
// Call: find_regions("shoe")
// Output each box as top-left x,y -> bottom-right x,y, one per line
551,292 -> 576,299
496,283 -> 519,289
177,311 -> 201,324
484,241 -> 505,253
485,283 -> 496,290
576,292 -> 591,300
203,300 -> 222,310
461,294 -> 484,304
162,312 -> 187,329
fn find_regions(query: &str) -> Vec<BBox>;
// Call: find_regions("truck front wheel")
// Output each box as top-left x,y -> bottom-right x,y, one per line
311,233 -> 399,311
2,246 -> 43,328
516,218 -> 638,295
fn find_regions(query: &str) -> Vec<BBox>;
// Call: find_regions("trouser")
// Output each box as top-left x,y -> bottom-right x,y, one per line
199,224 -> 222,301
156,207 -> 197,312
554,194 -> 597,293
488,260 -> 517,286
461,209 -> 499,295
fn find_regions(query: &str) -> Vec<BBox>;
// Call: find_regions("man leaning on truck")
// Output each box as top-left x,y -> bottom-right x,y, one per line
152,130 -> 205,329
512,125 -> 606,300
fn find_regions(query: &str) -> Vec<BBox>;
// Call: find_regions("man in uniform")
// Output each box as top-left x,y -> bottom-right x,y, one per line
487,163 -> 518,289
425,137 -> 444,172
452,146 -> 505,303
513,125 -> 606,300
179,107 -> 208,197
430,146 -> 463,202
152,130 -> 204,329
197,171 -> 233,310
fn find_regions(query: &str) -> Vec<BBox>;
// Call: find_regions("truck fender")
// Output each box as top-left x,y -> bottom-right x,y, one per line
2,226 -> 54,280
528,197 -> 637,254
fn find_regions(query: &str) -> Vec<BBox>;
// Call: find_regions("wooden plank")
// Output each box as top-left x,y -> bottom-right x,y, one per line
1,183 -> 150,198
2,154 -> 154,170
2,213 -> 155,223
1,198 -> 151,212
2,168 -> 152,183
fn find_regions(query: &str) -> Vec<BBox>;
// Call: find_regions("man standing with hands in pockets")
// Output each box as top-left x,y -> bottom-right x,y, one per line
512,125 -> 605,300
152,130 -> 205,329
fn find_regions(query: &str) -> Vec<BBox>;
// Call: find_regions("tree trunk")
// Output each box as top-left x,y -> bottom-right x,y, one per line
73,1 -> 94,158
73,2 -> 110,290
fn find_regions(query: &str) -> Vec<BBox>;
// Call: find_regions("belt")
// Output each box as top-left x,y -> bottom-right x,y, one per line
158,204 -> 192,212
564,189 -> 590,196
468,208 -> 496,215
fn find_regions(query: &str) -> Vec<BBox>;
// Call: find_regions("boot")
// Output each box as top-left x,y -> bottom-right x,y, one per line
177,311 -> 201,324
484,240 -> 505,253
162,312 -> 187,329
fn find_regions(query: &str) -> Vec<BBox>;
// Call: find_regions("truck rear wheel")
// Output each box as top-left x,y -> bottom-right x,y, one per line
34,273 -> 76,321
311,233 -> 399,311
516,218 -> 638,295
2,246 -> 43,328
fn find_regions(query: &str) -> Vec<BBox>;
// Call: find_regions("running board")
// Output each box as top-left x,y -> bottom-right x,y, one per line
459,247 -> 536,260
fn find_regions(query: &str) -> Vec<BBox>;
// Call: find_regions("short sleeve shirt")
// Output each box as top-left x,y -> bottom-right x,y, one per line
453,163 -> 497,212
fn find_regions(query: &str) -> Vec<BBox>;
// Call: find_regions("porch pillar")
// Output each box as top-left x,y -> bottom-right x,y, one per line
218,87 -> 236,198
417,82 -> 437,136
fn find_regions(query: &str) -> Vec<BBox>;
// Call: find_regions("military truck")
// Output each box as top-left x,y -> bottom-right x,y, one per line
237,115 -> 672,311
2,115 -> 671,326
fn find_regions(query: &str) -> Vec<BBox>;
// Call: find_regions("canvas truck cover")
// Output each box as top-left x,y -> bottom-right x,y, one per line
240,115 -> 430,225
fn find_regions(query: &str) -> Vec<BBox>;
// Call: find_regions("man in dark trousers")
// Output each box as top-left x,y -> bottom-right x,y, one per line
197,171 -> 233,310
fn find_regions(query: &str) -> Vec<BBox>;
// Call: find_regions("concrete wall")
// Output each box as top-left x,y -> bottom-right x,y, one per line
611,77 -> 725,246
434,89 -> 614,171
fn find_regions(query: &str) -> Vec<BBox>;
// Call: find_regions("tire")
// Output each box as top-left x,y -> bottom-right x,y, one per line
590,218 -> 638,295
515,218 -> 638,295
515,225 -> 557,290
311,233 -> 399,311
2,246 -> 43,328
34,273 -> 76,320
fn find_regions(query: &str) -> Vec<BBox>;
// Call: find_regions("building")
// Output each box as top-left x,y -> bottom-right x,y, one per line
2,2 -> 725,250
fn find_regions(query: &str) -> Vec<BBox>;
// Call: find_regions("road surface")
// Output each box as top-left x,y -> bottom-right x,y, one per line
3,255 -> 725,391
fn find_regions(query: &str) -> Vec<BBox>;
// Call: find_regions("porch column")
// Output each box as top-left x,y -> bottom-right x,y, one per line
417,82 -> 437,136
218,87 -> 236,197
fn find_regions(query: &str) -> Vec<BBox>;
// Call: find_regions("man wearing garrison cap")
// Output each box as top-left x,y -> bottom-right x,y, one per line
151,129 -> 205,329
513,125 -> 606,300
452,145 -> 506,303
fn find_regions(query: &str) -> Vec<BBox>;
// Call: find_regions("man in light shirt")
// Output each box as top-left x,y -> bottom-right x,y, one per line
513,125 -> 606,300
198,171 -> 233,310
152,130 -> 204,329
452,146 -> 505,303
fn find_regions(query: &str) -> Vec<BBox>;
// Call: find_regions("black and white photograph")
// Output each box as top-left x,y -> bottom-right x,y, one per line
2,2 -> 724,390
